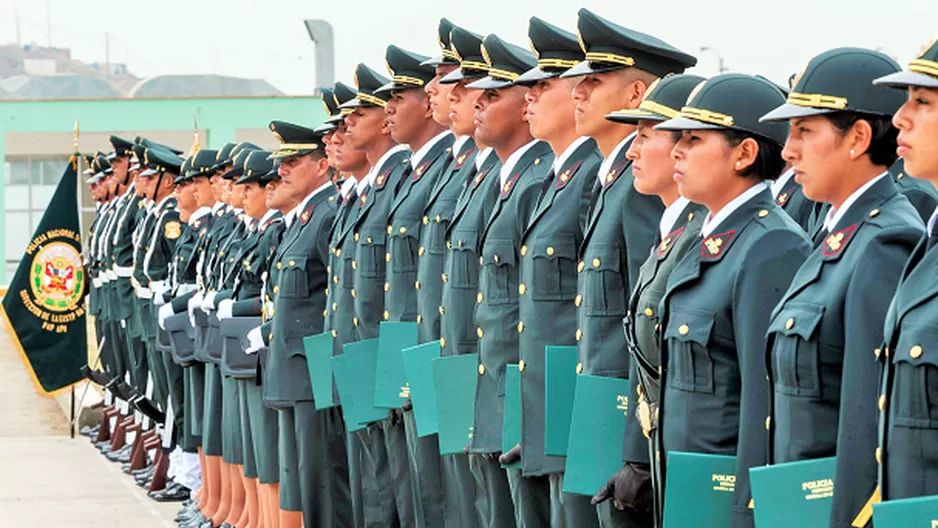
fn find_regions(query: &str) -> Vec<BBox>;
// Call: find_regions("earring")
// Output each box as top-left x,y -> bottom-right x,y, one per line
850,149 -> 855,156
736,162 -> 741,168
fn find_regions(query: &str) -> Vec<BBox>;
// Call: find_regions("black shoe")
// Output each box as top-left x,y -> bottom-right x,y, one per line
175,508 -> 202,523
177,511 -> 206,525
117,447 -> 133,464
150,483 -> 190,502
106,444 -> 131,462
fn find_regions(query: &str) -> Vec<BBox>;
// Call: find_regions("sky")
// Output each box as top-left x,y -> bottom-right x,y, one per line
1,0 -> 936,96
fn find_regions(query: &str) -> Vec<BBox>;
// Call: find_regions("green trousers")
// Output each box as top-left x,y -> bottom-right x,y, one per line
403,410 -> 445,527
294,401 -> 353,528
441,452 -> 485,527
469,454 -> 518,528
506,468 -> 549,528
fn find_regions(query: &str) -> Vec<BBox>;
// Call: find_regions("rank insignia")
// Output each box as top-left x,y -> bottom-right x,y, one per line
603,159 -> 628,188
776,191 -> 791,206
701,230 -> 736,258
164,221 -> 182,240
412,161 -> 431,180
360,193 -> 368,205
822,224 -> 857,257
472,168 -> 491,189
375,167 -> 392,189
556,161 -> 582,190
501,173 -> 521,198
300,203 -> 315,225
200,227 -> 208,237
453,147 -> 476,169
657,226 -> 684,257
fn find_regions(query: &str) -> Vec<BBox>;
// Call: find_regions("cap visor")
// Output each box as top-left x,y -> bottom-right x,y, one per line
314,123 -> 338,134
139,168 -> 158,177
129,164 -> 141,171
559,60 -> 624,79
655,116 -> 724,132
222,169 -> 243,180
106,152 -> 117,161
873,70 -> 938,89
374,82 -> 397,95
605,109 -> 663,124
85,176 -> 99,184
82,168 -> 95,175
235,173 -> 256,185
172,175 -> 188,184
337,98 -> 368,110
421,56 -> 445,67
440,67 -> 487,84
465,77 -> 514,90
759,103 -> 836,123
514,67 -> 557,86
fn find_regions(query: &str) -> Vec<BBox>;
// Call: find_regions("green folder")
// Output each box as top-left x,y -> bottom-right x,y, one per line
873,494 -> 938,527
562,375 -> 630,495
330,354 -> 364,432
501,364 -> 522,469
303,332 -> 336,409
343,339 -> 387,426
374,322 -> 418,408
663,452 -> 737,528
750,457 -> 836,527
401,342 -> 440,437
544,346 -> 579,456
432,353 -> 479,455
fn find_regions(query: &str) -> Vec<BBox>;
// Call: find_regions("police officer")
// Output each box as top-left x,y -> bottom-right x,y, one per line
653,74 -> 811,528
873,36 -> 938,504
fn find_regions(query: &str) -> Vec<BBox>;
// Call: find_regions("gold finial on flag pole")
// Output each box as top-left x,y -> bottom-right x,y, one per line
71,120 -> 80,169
189,113 -> 201,156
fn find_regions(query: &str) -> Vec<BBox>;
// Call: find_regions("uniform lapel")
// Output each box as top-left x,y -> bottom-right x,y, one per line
426,142 -> 476,210
582,146 -> 632,247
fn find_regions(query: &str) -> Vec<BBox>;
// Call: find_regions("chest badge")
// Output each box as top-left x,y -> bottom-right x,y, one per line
822,224 -> 857,257
164,221 -> 182,240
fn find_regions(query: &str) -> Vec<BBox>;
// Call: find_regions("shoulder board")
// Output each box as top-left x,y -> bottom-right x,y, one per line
701,230 -> 737,259
374,167 -> 394,190
412,160 -> 433,181
472,167 -> 493,189
453,146 -> 478,169
822,224 -> 858,258
557,160 -> 584,190
500,172 -> 522,198
657,226 -> 685,258
603,159 -> 629,188
300,202 -> 316,225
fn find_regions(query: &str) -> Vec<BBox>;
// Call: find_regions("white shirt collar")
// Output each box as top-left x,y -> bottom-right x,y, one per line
659,197 -> 690,240
411,131 -> 452,167
286,181 -> 335,225
212,201 -> 227,214
340,177 -> 358,199
552,136 -> 591,175
260,208 -> 278,225
770,168 -> 795,198
284,210 -> 297,228
499,139 -> 540,187
475,147 -> 495,171
453,135 -> 471,156
824,172 -> 889,232
189,206 -> 212,226
928,207 -> 938,236
357,144 -> 410,194
597,132 -> 637,183
701,182 -> 771,238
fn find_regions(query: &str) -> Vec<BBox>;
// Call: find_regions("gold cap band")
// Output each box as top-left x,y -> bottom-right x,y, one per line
392,75 -> 425,87
357,92 -> 388,107
909,58 -> 938,77
787,91 -> 848,110
538,58 -> 580,70
680,106 -> 735,127
586,52 -> 635,67
639,100 -> 679,119
488,68 -> 520,81
460,60 -> 490,72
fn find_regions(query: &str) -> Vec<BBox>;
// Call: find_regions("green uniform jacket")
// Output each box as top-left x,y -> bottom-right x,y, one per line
141,196 -> 181,340
517,138 -> 602,476
324,186 -> 361,352
261,189 -> 338,407
107,189 -> 142,323
657,188 -> 810,528
774,177 -> 815,233
623,201 -> 706,465
438,150 -> 502,358
87,205 -> 108,318
171,212 -> 215,312
472,141 -> 554,454
417,138 -> 478,343
127,200 -> 153,340
577,141 -> 665,379
765,176 -> 922,528
352,148 -> 411,341
385,134 -> 454,322
892,158 -> 938,222
231,213 -> 283,317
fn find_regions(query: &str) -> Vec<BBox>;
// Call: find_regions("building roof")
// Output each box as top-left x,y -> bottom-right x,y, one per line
129,74 -> 284,98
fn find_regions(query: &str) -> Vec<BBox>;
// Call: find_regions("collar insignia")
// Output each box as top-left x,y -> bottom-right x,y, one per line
472,168 -> 491,189
701,230 -> 736,259
359,192 -> 368,205
375,167 -> 392,189
603,159 -> 628,188
556,161 -> 583,190
412,160 -> 432,181
501,173 -> 521,198
300,203 -> 315,225
453,146 -> 477,169
776,191 -> 791,206
823,224 -> 857,257
657,226 -> 685,257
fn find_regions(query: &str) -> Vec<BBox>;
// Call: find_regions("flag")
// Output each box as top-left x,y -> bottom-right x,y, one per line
1,157 -> 87,395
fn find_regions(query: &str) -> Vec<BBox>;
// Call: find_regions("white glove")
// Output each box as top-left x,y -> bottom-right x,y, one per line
217,299 -> 234,320
158,303 -> 175,330
187,292 -> 204,327
245,326 -> 264,355
201,292 -> 218,314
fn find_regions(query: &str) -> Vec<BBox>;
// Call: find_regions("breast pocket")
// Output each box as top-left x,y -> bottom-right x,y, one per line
768,303 -> 824,397
357,227 -> 387,279
278,255 -> 309,298
481,239 -> 517,306
891,326 -> 938,429
532,236 -> 578,302
389,218 -> 421,274
426,204 -> 456,255
582,244 -> 627,316
449,230 -> 480,290
665,309 -> 716,394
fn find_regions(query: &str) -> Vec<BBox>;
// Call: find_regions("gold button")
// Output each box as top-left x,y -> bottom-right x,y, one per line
578,261 -> 585,273
876,447 -> 882,464
678,324 -> 689,336
418,247 -> 425,256
333,276 -> 339,284
644,307 -> 654,317
273,285 -> 280,294
352,261 -> 358,270
898,173 -> 905,180
367,237 -> 372,243
874,348 -> 881,359
323,309 -> 328,317
592,258 -> 601,268
869,208 -> 880,218
494,254 -> 500,263
521,245 -> 528,256
576,362 -> 583,374
440,337 -> 446,348
477,292 -> 484,304
576,328 -> 583,341
911,345 -> 923,359
477,327 -> 484,338
519,360 -> 526,371
574,295 -> 582,307
332,302 -> 337,311
417,315 -> 423,323
326,265 -> 331,274
459,240 -> 464,248
289,260 -> 296,267
879,394 -> 886,411
355,233 -> 360,242
534,158 -> 541,166
336,249 -> 342,257
415,281 -> 421,290
442,273 -> 448,283
479,256 -> 483,265
276,262 -> 282,270
765,416 -> 771,430
546,246 -> 555,256
386,253 -> 392,263
400,226 -> 407,234
351,289 -> 357,298
478,363 -> 485,375
268,332 -> 274,341
353,317 -> 359,326
688,212 -> 695,222
384,282 -> 390,292
439,306 -> 445,315
423,216 -> 429,225
885,347 -> 890,358
383,310 -> 390,320
436,215 -> 441,223
446,241 -> 452,250
786,318 -> 794,330
519,283 -> 527,295
758,209 -> 769,218
387,225 -> 393,234
517,321 -> 525,333
331,329 -> 338,337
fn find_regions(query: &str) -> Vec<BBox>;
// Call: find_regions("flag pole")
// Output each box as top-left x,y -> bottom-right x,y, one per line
70,119 -> 80,439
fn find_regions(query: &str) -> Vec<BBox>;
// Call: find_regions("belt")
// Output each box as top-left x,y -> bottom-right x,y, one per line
112,264 -> 133,278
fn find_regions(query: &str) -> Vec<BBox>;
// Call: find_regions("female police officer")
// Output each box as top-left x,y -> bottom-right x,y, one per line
652,74 -> 811,528
872,36 -> 938,503
759,48 -> 923,528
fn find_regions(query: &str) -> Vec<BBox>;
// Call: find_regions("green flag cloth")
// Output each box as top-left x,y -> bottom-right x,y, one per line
1,158 -> 87,394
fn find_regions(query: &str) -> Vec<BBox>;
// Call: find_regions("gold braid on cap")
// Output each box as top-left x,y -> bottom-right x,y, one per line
538,58 -> 579,69
586,52 -> 635,67
392,75 -> 425,86
786,92 -> 848,110
680,106 -> 735,127
909,58 -> 938,77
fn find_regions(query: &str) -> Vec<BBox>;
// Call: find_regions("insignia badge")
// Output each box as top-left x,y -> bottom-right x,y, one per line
822,224 -> 857,257
472,168 -> 491,189
637,398 -> 655,439
603,159 -> 628,188
556,161 -> 583,189
30,242 -> 84,313
300,204 -> 314,224
375,168 -> 392,188
359,193 -> 368,205
701,230 -> 736,258
164,221 -> 182,240
776,192 -> 791,206
500,173 -> 520,198
657,226 -> 685,257
412,161 -> 431,180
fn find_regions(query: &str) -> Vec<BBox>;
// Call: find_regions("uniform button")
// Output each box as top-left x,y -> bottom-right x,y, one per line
785,318 -> 794,330
576,362 -> 583,374
479,256 -> 484,265
494,254 -> 500,263
518,360 -> 526,372
351,289 -> 357,298
418,247 -> 425,256
322,309 -> 328,317
884,347 -> 890,358
386,253 -> 392,263
333,275 -> 339,284
436,215 -> 442,223
592,258 -> 601,268
869,208 -> 880,218
387,225 -> 393,234
289,260 -> 296,267
879,394 -> 886,411
367,237 -> 373,243
679,324 -> 689,336
353,317 -> 359,326
439,306 -> 445,315
578,261 -> 585,273
534,158 -> 541,166
688,212 -> 695,222
336,249 -> 342,257
876,447 -> 882,464
477,292 -> 484,304
352,261 -> 358,270
519,283 -> 527,295
576,328 -> 583,341
478,363 -> 485,375
574,294 -> 582,307
447,241 -> 452,250
383,310 -> 390,320
477,327 -> 484,338
415,281 -> 421,290
331,329 -> 338,338
354,233 -> 360,242
874,348 -> 881,359
384,282 -> 390,292
400,226 -> 407,234
332,302 -> 338,311
459,240 -> 464,248
416,315 -> 422,324
520,245 -> 528,256
276,262 -> 282,270
911,345 -> 923,359
268,332 -> 274,341
326,265 -> 331,274
423,216 -> 429,225
758,209 -> 769,218
440,337 -> 446,348
644,307 -> 654,317
442,273 -> 448,283
273,285 -> 280,294
546,246 -> 555,256
765,416 -> 771,430
517,321 -> 525,333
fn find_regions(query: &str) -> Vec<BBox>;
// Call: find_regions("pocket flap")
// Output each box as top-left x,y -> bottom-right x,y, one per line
768,302 -> 824,341
893,326 -> 938,368
450,229 -> 478,253
482,239 -> 517,267
664,309 -> 715,345
582,244 -> 621,272
358,226 -> 387,246
532,236 -> 577,260
281,254 -> 309,271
